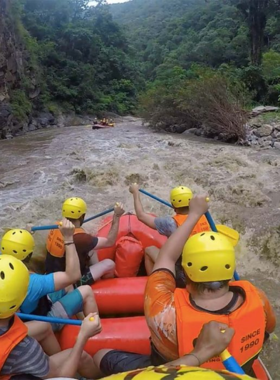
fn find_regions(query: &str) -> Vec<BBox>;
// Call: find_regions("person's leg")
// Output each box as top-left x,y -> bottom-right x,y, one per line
90,259 -> 115,281
77,285 -> 98,315
48,288 -> 84,331
93,349 -> 151,377
48,286 -> 98,331
48,349 -> 101,379
76,259 -> 115,286
26,321 -> 61,355
144,246 -> 159,275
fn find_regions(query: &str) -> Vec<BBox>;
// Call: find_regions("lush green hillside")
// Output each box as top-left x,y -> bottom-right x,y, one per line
109,0 -> 280,139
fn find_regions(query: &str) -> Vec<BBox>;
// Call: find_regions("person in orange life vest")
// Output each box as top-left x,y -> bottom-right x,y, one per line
144,195 -> 276,376
45,197 -> 125,287
129,184 -> 210,287
1,220 -> 99,332
93,320 -> 234,376
0,254 -> 103,380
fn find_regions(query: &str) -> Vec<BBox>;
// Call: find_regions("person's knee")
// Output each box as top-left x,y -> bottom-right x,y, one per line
78,285 -> 93,300
80,350 -> 94,367
145,246 -> 158,257
145,245 -> 158,255
38,321 -> 53,339
45,322 -> 53,336
103,259 -> 115,271
93,349 -> 113,370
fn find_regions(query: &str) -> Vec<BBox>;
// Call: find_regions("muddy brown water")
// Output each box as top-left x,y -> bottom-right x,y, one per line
0,117 -> 280,377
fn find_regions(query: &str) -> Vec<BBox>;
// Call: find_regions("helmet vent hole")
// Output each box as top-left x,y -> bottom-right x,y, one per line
13,250 -> 17,254
9,263 -> 14,270
71,211 -> 74,214
200,233 -> 205,236
225,264 -> 231,269
20,230 -> 23,233
178,200 -> 181,203
187,262 -> 192,267
1,247 -> 4,251
23,250 -> 26,252
210,235 -> 215,241
78,210 -> 81,213
9,305 -> 16,309
0,271 -> 5,280
12,232 -> 16,235
200,266 -> 208,272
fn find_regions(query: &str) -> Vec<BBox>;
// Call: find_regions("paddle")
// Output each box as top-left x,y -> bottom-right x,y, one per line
17,312 -> 82,326
30,207 -> 114,232
220,349 -> 245,374
139,189 -> 240,280
139,189 -> 239,246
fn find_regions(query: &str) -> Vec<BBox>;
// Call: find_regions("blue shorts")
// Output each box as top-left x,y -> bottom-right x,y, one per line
100,350 -> 151,376
47,289 -> 83,331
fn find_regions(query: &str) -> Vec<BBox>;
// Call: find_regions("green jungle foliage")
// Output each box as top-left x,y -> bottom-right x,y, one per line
11,0 -> 142,116
7,0 -> 280,130
110,0 -> 280,137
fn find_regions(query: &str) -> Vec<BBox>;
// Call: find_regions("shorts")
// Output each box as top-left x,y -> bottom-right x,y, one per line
100,350 -> 152,376
47,289 -> 83,331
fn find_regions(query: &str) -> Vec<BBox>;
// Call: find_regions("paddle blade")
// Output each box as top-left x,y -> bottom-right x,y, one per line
216,225 -> 239,247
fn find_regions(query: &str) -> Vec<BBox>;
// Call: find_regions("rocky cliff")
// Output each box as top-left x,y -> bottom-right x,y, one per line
0,0 -> 60,138
0,0 -> 28,137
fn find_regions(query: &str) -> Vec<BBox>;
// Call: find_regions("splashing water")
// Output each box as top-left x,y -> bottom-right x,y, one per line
0,117 -> 280,377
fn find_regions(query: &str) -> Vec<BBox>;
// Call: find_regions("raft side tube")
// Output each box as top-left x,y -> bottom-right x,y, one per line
92,277 -> 147,315
58,316 -> 151,356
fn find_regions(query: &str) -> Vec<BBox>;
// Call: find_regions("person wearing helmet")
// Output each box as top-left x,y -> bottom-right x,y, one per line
99,322 -> 254,380
93,318 -> 236,377
45,198 -> 125,287
129,184 -> 210,287
0,255 -> 103,379
142,195 -> 276,376
1,220 -> 99,332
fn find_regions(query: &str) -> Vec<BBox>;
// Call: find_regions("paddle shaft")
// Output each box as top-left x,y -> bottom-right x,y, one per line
139,189 -> 240,280
17,312 -> 82,326
31,207 -> 114,231
220,349 -> 245,374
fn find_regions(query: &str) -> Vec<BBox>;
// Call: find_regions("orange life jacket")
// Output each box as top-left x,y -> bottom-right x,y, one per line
0,316 -> 28,380
46,227 -> 85,258
174,281 -> 266,370
172,214 -> 210,236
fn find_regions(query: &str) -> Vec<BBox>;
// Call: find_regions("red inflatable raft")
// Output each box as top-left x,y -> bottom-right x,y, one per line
57,213 -> 271,379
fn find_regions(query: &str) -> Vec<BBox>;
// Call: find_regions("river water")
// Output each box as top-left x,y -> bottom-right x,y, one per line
0,117 -> 280,377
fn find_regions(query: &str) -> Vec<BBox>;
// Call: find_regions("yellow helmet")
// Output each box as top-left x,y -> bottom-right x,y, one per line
1,229 -> 35,261
0,255 -> 29,319
100,365 -> 254,379
62,197 -> 87,219
170,186 -> 193,208
182,232 -> 235,283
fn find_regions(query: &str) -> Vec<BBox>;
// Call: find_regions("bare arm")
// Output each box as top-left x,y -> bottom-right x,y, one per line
53,219 -> 81,291
153,195 -> 209,274
129,184 -> 156,229
95,203 -> 125,249
46,313 -> 102,379
166,321 -> 234,367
